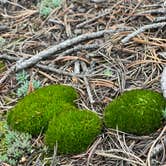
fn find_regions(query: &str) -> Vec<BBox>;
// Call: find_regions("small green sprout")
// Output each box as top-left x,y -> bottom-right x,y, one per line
16,70 -> 41,97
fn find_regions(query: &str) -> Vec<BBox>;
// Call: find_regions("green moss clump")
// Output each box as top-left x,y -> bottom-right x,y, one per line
45,110 -> 102,155
104,89 -> 166,135
7,85 -> 78,136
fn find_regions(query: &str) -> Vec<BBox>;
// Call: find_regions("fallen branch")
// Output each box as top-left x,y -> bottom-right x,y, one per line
121,22 -> 166,43
0,54 -> 92,79
0,44 -> 99,84
0,28 -> 130,84
15,28 -> 130,71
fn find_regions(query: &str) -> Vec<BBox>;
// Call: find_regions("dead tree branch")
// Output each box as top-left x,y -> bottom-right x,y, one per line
121,22 -> 166,44
15,28 -> 129,71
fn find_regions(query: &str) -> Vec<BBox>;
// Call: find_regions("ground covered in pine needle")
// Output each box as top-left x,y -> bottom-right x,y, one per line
0,0 -> 166,165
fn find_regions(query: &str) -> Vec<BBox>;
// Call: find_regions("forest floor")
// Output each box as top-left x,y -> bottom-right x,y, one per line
0,0 -> 166,165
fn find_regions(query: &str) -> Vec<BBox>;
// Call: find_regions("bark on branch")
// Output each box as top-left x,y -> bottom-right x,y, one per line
15,27 -> 129,71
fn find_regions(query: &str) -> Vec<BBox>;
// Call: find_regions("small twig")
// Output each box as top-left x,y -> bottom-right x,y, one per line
87,137 -> 102,166
15,27 -> 130,71
76,1 -> 123,28
123,0 -> 143,21
36,64 -> 90,78
0,54 -> 94,81
58,44 -> 99,58
146,125 -> 166,166
121,22 -> 166,43
54,56 -> 90,64
142,3 -> 165,8
150,137 -> 166,158
5,0 -> 28,10
97,149 -> 145,165
158,52 -> 166,58
80,61 -> 95,105
132,37 -> 166,48
137,8 -> 166,15
161,67 -> 166,98
37,70 -> 58,82
83,76 -> 94,104
51,142 -> 58,166
0,25 -> 8,31
0,65 -> 15,85
0,54 -> 20,61
0,43 -> 98,83
1,44 -> 98,61
76,11 -> 111,28
96,151 -> 145,166
154,16 -> 166,22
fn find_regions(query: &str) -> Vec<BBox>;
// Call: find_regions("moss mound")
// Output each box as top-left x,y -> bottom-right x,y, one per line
104,89 -> 166,135
7,85 -> 78,136
45,110 -> 102,155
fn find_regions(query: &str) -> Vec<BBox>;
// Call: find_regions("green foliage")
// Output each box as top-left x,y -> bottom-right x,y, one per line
16,70 -> 41,97
16,70 -> 29,84
45,110 -> 102,155
7,85 -> 78,136
39,0 -> 62,16
0,122 -> 32,166
104,89 -> 166,135
16,80 -> 29,97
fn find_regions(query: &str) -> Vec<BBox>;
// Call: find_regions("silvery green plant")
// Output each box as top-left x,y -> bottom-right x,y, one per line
16,70 -> 29,84
39,0 -> 62,16
0,123 -> 32,166
16,70 -> 41,97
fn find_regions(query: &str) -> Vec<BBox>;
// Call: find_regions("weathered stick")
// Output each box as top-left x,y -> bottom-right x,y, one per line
146,125 -> 166,166
161,67 -> 166,98
0,54 -> 91,78
121,22 -> 166,43
14,28 -> 129,71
